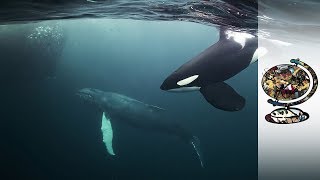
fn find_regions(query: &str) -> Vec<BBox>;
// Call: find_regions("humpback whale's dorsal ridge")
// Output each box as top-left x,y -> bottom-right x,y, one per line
146,104 -> 166,112
121,96 -> 166,112
120,95 -> 165,111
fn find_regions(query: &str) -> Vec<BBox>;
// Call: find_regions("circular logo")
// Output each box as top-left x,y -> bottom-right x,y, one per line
261,64 -> 310,101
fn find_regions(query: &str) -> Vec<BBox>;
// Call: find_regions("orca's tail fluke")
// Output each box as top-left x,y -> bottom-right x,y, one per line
190,136 -> 204,168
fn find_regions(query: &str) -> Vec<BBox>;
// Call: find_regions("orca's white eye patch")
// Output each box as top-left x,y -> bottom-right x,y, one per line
177,75 -> 199,86
251,47 -> 268,64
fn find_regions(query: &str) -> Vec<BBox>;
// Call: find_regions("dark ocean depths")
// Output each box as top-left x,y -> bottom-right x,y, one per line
1,19 -> 257,180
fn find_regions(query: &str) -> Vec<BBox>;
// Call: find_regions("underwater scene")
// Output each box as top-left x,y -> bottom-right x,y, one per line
2,0 -> 319,179
1,18 -> 258,179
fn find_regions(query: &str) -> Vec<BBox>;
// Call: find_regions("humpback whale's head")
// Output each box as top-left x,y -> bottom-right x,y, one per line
77,88 -> 105,104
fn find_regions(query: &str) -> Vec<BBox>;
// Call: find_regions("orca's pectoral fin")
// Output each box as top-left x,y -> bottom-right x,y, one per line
101,112 -> 115,156
200,82 -> 245,111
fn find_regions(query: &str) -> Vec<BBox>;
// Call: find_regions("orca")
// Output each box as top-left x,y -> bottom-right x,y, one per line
160,27 -> 267,111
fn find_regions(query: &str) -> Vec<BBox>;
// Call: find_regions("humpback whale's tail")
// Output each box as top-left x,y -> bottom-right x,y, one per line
190,136 -> 204,168
163,124 -> 204,168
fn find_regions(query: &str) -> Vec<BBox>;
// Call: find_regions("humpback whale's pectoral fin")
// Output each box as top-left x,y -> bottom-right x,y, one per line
101,112 -> 115,156
200,82 -> 245,111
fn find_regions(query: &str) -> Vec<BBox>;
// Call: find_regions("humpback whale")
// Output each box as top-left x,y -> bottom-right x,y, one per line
160,27 -> 267,111
77,88 -> 203,167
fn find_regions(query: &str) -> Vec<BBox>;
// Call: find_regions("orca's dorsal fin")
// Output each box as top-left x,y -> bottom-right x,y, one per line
219,26 -> 228,40
101,112 -> 115,156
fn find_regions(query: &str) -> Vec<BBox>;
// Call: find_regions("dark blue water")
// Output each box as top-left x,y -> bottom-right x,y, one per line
1,19 -> 257,179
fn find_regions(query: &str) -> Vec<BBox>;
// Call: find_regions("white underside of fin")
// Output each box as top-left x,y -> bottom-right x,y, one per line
168,86 -> 200,92
101,112 -> 115,156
